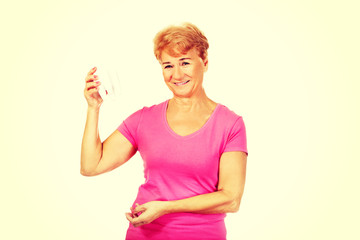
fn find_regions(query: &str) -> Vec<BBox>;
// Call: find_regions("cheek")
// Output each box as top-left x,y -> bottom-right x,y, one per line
190,71 -> 202,82
186,68 -> 196,78
162,71 -> 172,82
193,66 -> 204,77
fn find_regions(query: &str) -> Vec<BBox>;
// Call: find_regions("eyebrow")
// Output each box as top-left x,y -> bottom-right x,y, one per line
162,58 -> 192,65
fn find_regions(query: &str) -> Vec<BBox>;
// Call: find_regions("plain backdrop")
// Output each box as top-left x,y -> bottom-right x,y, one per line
1,0 -> 359,239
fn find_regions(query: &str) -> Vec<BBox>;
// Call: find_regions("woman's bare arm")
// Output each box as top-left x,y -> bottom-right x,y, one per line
167,151 -> 247,214
81,125 -> 136,176
81,67 -> 136,176
128,151 -> 247,227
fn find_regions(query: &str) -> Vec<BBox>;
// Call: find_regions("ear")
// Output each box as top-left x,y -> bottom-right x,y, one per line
203,58 -> 209,72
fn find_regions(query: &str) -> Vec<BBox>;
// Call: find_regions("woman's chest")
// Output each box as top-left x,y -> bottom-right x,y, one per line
166,112 -> 211,137
136,120 -> 227,177
139,133 -> 221,177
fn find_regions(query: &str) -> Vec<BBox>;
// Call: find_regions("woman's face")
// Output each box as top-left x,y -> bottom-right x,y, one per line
160,48 -> 208,98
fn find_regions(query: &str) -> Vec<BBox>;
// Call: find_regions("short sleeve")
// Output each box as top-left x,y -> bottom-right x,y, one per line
223,117 -> 248,155
117,108 -> 143,150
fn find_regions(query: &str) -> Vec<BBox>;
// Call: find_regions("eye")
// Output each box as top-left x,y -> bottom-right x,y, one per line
181,62 -> 190,66
164,65 -> 173,69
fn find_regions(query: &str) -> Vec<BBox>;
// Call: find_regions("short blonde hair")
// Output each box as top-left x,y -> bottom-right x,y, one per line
153,23 -> 209,61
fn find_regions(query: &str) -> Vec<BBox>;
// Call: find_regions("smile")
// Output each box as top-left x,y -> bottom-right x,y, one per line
174,80 -> 190,86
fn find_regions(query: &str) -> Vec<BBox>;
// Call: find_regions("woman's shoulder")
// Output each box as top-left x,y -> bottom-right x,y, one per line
213,103 -> 246,137
141,99 -> 168,114
127,100 -> 168,122
216,103 -> 244,122
124,100 -> 167,121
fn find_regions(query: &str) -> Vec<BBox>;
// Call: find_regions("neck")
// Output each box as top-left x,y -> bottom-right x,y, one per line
169,89 -> 216,113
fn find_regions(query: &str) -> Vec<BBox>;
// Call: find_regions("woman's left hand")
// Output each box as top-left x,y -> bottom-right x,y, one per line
125,201 -> 170,227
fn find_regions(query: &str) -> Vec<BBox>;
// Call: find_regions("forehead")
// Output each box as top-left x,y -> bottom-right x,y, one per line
160,48 -> 199,63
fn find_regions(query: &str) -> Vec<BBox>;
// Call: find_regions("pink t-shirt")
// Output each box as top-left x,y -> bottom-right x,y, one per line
118,100 -> 247,240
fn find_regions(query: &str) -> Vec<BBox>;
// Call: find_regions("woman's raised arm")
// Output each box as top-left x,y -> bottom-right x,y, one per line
80,67 -> 136,176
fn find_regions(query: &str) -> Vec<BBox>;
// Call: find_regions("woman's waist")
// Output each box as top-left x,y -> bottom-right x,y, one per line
155,212 -> 226,226
135,182 -> 216,204
132,186 -> 225,225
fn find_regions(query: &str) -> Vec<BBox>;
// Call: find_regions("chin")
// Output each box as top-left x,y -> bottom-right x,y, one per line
173,91 -> 194,98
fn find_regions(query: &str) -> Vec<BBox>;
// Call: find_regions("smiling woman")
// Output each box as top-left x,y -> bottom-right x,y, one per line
81,22 -> 248,240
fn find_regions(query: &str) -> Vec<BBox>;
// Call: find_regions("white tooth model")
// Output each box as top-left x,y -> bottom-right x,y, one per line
96,65 -> 120,101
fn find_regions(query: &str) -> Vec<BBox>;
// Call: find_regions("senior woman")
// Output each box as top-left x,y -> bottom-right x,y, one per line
81,23 -> 248,240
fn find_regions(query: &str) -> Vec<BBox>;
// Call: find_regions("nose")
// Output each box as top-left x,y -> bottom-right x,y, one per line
172,65 -> 184,80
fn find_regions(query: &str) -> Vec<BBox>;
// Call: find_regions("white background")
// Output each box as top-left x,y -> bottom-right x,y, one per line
1,0 -> 359,239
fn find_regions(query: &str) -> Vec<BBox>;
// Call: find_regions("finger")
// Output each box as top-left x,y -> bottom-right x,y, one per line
87,66 -> 97,76
131,207 -> 138,215
133,203 -> 146,213
130,207 -> 137,217
85,67 -> 97,82
125,212 -> 134,222
85,74 -> 99,83
126,213 -> 146,227
86,80 -> 101,91
133,207 -> 142,215
86,86 -> 99,94
86,88 -> 100,96
133,211 -> 143,217
131,216 -> 146,227
134,203 -> 142,210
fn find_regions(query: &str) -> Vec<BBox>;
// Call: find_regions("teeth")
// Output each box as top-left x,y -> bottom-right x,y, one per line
175,80 -> 190,86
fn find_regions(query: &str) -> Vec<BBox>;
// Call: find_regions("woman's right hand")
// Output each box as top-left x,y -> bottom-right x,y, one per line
84,67 -> 103,109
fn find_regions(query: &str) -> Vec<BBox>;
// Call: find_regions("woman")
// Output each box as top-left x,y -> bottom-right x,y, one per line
81,23 -> 248,240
